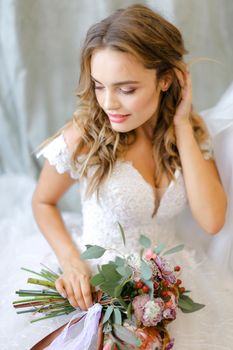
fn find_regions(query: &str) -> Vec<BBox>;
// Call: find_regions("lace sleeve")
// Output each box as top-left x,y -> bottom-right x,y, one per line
36,133 -> 79,179
199,137 -> 214,160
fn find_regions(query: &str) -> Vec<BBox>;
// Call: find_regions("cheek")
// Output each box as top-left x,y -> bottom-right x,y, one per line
131,90 -> 159,114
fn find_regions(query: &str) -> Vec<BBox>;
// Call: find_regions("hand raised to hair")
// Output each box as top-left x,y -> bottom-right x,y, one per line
173,67 -> 192,127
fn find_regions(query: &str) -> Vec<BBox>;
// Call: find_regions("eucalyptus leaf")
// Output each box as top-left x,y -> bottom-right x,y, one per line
140,260 -> 152,280
85,244 -> 93,249
154,243 -> 165,255
114,284 -> 123,298
117,296 -> 128,310
115,256 -> 125,267
144,280 -> 154,299
81,246 -> 106,259
90,273 -> 105,286
101,264 -> 122,282
140,248 -> 144,259
178,294 -> 205,313
103,322 -> 112,333
139,234 -> 151,249
117,222 -> 126,246
101,283 -> 120,297
126,302 -> 132,320
103,305 -> 114,324
116,265 -> 131,278
113,308 -> 122,325
163,244 -> 185,256
113,324 -> 142,346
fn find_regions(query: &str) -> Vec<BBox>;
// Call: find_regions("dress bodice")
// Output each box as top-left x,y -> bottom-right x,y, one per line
37,132 -> 213,257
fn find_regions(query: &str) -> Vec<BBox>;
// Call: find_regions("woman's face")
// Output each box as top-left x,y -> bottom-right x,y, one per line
90,48 -> 164,134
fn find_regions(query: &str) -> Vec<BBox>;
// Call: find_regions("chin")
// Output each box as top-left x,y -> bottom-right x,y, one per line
110,123 -> 135,133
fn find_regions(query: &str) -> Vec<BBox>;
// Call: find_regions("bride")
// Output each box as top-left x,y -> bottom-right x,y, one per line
1,4 -> 233,349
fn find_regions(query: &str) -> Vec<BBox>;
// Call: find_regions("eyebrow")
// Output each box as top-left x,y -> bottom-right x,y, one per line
91,76 -> 140,86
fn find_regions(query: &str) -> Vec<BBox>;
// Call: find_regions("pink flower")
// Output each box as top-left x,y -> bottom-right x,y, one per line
155,256 -> 176,284
144,249 -> 157,261
132,295 -> 164,327
142,298 -> 164,326
132,294 -> 150,324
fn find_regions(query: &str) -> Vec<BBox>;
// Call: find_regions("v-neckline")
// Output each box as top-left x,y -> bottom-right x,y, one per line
116,158 -> 180,205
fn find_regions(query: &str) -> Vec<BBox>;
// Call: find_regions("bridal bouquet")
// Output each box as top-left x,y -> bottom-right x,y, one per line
13,223 -> 205,350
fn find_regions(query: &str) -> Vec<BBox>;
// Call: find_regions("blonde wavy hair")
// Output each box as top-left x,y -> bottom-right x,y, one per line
40,4 -> 209,211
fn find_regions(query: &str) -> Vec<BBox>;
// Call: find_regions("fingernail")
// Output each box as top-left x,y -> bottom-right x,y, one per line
61,292 -> 67,298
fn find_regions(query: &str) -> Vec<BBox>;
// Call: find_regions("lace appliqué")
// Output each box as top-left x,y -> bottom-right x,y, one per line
36,133 -> 79,179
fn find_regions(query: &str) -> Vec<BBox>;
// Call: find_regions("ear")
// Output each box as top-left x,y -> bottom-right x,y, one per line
159,72 -> 173,91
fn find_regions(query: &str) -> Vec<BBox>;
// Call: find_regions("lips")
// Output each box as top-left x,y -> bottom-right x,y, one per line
108,113 -> 130,123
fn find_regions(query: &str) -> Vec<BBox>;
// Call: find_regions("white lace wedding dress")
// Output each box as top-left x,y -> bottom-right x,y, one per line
1,84 -> 233,349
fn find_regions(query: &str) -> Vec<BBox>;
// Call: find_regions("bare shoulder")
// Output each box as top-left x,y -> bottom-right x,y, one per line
62,120 -> 89,155
62,121 -> 82,151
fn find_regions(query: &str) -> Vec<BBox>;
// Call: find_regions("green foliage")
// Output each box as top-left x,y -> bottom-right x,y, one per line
90,273 -> 105,286
113,308 -> 122,325
103,321 -> 112,333
140,259 -> 152,280
91,263 -> 123,297
116,265 -> 131,278
117,222 -> 126,246
163,244 -> 184,256
80,245 -> 106,259
139,234 -> 151,249
103,305 -> 114,324
115,256 -> 125,267
154,243 -> 165,255
126,302 -> 132,320
113,324 -> 142,347
178,294 -> 205,313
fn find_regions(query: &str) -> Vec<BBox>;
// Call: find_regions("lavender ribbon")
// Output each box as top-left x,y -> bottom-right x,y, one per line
44,303 -> 102,350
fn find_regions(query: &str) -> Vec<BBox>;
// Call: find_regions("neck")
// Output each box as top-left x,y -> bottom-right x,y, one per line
136,113 -> 158,142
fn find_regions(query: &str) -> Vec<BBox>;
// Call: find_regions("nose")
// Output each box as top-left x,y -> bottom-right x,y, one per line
102,90 -> 120,110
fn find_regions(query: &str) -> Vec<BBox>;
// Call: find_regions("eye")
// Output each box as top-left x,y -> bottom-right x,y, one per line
94,85 -> 103,90
93,84 -> 136,94
120,89 -> 136,95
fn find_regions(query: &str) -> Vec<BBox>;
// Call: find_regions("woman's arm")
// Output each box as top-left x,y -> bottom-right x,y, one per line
175,123 -> 227,234
32,125 -> 93,310
173,68 -> 227,234
32,160 -> 81,265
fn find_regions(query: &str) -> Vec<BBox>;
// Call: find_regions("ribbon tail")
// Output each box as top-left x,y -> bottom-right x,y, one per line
30,315 -> 85,350
31,303 -> 103,350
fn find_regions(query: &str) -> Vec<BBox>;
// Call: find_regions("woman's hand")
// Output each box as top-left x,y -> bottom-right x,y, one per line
55,258 -> 93,310
173,66 -> 193,127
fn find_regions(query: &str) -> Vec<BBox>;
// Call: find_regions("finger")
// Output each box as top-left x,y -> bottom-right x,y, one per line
72,280 -> 87,310
174,68 -> 185,88
184,71 -> 192,100
80,277 -> 93,309
55,277 -> 67,299
176,68 -> 192,102
63,281 -> 80,308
